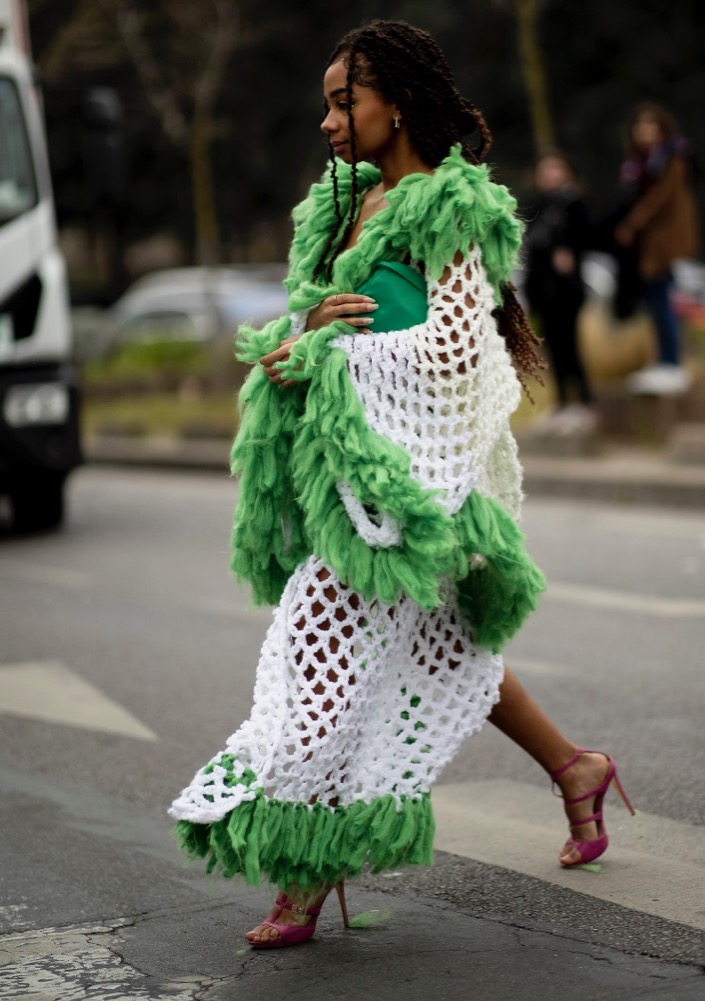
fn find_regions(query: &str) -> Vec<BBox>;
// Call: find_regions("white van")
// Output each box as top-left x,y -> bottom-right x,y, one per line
0,0 -> 80,531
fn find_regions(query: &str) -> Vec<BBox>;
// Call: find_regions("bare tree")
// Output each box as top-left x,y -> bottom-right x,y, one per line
34,0 -> 125,80
100,0 -> 241,265
494,0 -> 555,153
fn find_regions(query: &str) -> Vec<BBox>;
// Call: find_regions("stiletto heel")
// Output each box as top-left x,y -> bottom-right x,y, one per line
335,880 -> 350,928
550,747 -> 636,868
246,881 -> 350,949
610,772 -> 635,815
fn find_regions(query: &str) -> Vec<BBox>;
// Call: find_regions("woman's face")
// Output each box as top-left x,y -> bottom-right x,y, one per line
632,114 -> 664,152
321,58 -> 399,163
535,156 -> 572,192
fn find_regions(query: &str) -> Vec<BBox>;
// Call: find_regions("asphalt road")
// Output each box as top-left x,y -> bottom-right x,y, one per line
1,466 -> 704,1000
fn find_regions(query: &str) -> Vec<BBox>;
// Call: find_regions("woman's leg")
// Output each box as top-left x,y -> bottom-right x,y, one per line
489,667 -> 610,864
246,562 -> 388,944
542,300 -> 592,407
538,308 -> 569,406
560,302 -> 593,406
643,273 -> 680,366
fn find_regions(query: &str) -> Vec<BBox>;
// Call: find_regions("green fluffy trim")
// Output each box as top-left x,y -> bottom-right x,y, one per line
229,143 -> 540,645
236,314 -> 292,365
292,347 -> 456,610
293,348 -> 544,648
174,792 -> 435,893
285,145 -> 522,311
453,492 -> 547,651
229,361 -> 309,604
229,341 -> 544,648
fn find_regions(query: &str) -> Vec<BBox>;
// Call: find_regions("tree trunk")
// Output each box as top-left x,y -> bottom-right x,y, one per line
190,112 -> 220,265
513,0 -> 555,152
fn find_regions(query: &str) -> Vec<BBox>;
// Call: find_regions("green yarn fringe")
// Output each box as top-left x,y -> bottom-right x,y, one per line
291,346 -> 457,611
230,334 -> 545,650
174,791 -> 435,893
453,491 -> 547,652
286,145 -> 522,308
228,142 -> 542,648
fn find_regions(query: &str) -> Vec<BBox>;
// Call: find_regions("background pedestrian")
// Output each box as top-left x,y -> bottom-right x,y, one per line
615,103 -> 700,394
524,149 -> 596,432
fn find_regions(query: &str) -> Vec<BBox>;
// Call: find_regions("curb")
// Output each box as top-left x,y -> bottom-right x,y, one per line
83,434 -> 230,473
83,435 -> 705,509
521,452 -> 705,509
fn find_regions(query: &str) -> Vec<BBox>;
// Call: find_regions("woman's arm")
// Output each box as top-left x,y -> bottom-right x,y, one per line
332,245 -> 519,520
260,293 -> 376,387
426,250 -> 479,375
616,156 -> 686,244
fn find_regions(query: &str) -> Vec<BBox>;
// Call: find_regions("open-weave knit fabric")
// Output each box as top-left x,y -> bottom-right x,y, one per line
334,246 -> 522,525
169,149 -> 545,890
169,556 -> 503,822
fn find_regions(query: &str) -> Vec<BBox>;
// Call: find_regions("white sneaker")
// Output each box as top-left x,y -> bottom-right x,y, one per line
625,364 -> 693,396
531,407 -> 564,433
552,403 -> 600,435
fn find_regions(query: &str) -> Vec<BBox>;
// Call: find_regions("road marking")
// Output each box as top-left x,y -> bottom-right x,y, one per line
546,580 -> 705,618
0,661 -> 157,741
0,558 -> 91,590
433,779 -> 705,931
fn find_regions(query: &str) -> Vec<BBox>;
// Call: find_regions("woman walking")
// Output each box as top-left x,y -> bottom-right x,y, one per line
615,103 -> 700,395
170,19 -> 634,948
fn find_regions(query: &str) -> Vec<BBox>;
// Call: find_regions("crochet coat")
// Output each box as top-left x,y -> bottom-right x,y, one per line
231,146 -> 544,652
169,147 -> 545,891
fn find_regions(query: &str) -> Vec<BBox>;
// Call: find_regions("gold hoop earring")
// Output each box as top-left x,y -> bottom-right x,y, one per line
393,115 -> 401,129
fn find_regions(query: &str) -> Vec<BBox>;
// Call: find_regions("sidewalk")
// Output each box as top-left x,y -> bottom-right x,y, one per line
3,755 -> 704,1001
83,432 -> 705,509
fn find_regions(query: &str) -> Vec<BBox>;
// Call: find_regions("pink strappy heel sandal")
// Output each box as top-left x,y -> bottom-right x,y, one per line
550,747 -> 636,867
246,882 -> 349,949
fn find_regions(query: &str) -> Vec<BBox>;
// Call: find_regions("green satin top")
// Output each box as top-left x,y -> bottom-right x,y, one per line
355,261 -> 428,333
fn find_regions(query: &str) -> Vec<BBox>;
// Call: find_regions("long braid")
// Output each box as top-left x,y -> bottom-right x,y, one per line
313,19 -> 544,393
312,141 -> 343,282
493,284 -> 546,402
318,49 -> 362,282
330,143 -> 342,221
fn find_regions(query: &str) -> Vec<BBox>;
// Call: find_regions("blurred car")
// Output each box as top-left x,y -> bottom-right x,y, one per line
107,264 -> 289,349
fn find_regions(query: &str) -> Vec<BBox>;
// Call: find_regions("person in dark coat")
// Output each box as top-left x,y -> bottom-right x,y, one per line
524,149 -> 596,432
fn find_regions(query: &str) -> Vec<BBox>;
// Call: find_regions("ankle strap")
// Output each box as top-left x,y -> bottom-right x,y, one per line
549,747 -> 587,782
277,899 -> 323,917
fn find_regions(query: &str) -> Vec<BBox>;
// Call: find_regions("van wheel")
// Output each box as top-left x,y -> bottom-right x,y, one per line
10,472 -> 65,533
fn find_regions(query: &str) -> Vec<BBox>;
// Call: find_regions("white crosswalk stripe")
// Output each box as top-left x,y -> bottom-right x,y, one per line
432,779 -> 705,931
0,661 -> 158,741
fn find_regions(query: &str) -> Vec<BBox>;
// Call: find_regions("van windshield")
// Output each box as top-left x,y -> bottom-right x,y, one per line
0,77 -> 37,225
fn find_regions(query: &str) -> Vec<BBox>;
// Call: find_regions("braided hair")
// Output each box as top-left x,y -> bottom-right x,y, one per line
315,18 -> 544,394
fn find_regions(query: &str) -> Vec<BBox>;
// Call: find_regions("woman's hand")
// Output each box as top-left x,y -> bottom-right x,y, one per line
305,293 -> 377,331
552,247 -> 575,274
260,294 -> 378,387
260,336 -> 302,387
614,223 -> 634,248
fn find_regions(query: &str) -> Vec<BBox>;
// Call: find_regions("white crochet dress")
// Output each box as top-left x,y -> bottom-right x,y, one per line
169,248 -> 523,874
